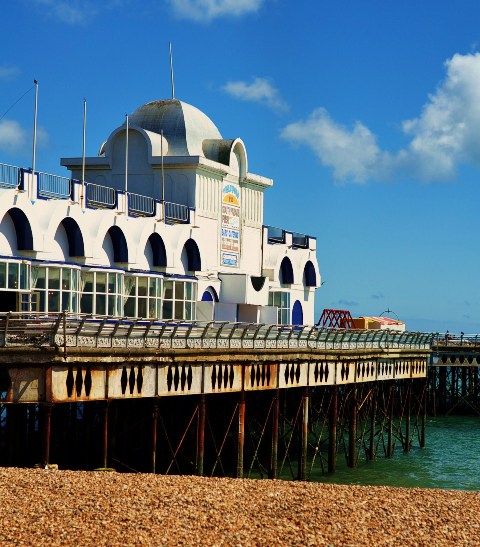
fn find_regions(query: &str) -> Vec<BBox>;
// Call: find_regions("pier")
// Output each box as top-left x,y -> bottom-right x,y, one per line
0,312 -> 430,477
430,333 -> 480,416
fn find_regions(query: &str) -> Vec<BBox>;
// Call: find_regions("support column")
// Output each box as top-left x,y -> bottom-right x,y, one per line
298,387 -> 309,481
42,403 -> 53,467
196,394 -> 206,476
236,389 -> 245,478
368,384 -> 377,461
387,382 -> 394,458
420,378 -> 427,449
6,405 -> 17,466
152,399 -> 159,474
348,385 -> 357,468
404,380 -> 411,453
269,389 -> 279,479
328,386 -> 338,474
102,401 -> 109,469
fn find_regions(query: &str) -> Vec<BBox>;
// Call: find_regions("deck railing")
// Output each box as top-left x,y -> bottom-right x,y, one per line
38,172 -> 71,199
266,225 -> 285,244
128,192 -> 155,217
164,201 -> 189,223
85,182 -> 117,209
0,163 -> 20,189
0,312 -> 435,351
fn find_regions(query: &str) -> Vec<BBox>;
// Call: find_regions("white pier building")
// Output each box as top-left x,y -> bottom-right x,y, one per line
0,98 -> 320,325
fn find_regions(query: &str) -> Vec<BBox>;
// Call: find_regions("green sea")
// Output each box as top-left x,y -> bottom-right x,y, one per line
314,416 -> 480,490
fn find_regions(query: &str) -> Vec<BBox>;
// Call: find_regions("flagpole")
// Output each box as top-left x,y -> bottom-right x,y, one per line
81,98 -> 86,208
32,80 -> 38,174
169,42 -> 175,99
125,114 -> 129,214
161,129 -> 165,222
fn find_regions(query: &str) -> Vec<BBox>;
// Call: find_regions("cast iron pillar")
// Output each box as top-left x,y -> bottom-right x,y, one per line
196,394 -> 206,476
328,386 -> 338,474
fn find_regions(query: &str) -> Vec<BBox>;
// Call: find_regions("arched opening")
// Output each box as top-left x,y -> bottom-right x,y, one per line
61,217 -> 85,257
107,226 -> 128,263
280,256 -> 294,285
182,238 -> 201,272
201,286 -> 218,302
148,233 -> 167,268
6,208 -> 33,251
292,300 -> 303,326
303,260 -> 316,287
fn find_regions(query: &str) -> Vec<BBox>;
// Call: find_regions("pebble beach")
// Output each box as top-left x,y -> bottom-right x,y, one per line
0,468 -> 478,546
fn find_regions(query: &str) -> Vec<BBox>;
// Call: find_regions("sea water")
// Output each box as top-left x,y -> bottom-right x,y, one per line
314,416 -> 480,490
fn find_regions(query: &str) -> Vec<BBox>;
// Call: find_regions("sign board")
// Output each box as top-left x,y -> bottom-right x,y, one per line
221,183 -> 240,267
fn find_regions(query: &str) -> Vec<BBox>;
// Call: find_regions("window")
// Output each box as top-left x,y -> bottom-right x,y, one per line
34,265 -> 80,314
124,275 -> 163,319
269,291 -> 290,325
0,261 -> 30,291
80,270 -> 123,316
162,280 -> 196,321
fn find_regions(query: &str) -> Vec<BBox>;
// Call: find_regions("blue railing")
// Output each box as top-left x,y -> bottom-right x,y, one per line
86,182 -> 117,209
266,225 -> 285,244
38,172 -> 71,199
0,163 -> 20,189
292,232 -> 308,248
165,201 -> 189,223
128,192 -> 155,217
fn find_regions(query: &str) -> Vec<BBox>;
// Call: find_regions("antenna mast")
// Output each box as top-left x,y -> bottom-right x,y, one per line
169,42 -> 175,99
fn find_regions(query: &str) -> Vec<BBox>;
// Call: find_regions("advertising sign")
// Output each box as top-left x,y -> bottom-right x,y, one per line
221,183 -> 240,267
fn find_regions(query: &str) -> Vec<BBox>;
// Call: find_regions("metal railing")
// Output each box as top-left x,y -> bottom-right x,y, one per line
0,312 -> 435,351
37,172 -> 71,199
432,332 -> 480,348
266,225 -> 285,244
164,201 -> 189,223
128,192 -> 155,217
0,163 -> 20,189
86,182 -> 117,209
292,231 -> 308,248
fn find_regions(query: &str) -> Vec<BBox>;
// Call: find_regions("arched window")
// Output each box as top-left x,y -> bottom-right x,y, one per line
182,238 -> 201,272
107,226 -> 128,263
61,218 -> 85,257
303,260 -> 316,287
148,233 -> 167,268
201,286 -> 218,302
280,256 -> 294,285
292,300 -> 303,326
6,208 -> 33,251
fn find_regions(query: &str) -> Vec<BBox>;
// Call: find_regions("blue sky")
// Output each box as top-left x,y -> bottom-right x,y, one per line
2,0 -> 480,333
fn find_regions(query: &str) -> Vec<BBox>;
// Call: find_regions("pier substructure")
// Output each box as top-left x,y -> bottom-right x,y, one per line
0,319 -> 431,476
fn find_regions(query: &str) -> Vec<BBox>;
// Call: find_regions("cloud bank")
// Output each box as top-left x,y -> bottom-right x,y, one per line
223,77 -> 288,112
281,52 -> 480,183
0,120 -> 27,152
0,66 -> 20,81
169,0 -> 264,22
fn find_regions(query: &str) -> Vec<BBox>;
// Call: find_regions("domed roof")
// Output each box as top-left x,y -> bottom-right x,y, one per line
129,99 -> 222,157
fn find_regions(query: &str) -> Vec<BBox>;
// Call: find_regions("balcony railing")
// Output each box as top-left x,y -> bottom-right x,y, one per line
266,225 -> 285,244
2,163 -> 192,223
86,182 -> 117,209
38,172 -> 71,199
164,201 -> 189,223
292,231 -> 308,248
128,192 -> 155,217
0,163 -> 20,189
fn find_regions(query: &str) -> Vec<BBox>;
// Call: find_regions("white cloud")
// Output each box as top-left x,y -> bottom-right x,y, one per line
0,66 -> 20,81
169,0 -> 263,22
282,52 -> 480,183
32,0 -> 97,24
0,120 -> 27,152
223,77 -> 288,112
